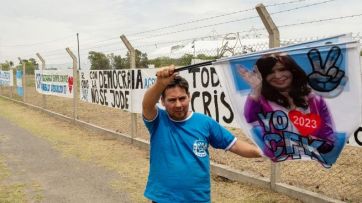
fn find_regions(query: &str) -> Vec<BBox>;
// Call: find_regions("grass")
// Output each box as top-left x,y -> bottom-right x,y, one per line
0,134 -> 44,203
0,97 -> 300,202
0,134 -> 26,203
0,153 -> 27,203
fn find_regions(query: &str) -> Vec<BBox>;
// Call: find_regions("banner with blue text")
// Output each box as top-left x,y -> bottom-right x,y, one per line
0,70 -> 13,86
34,69 -> 74,98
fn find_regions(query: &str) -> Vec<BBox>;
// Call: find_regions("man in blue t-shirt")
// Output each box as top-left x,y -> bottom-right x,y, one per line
142,65 -> 262,203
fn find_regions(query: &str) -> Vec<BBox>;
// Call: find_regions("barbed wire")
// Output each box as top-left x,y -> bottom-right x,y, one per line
79,0 -> 327,47
2,31 -> 359,65
89,0 -> 344,50
0,0 -> 335,53
3,2 -> 361,61
127,0 -> 312,36
142,13 -> 361,50
13,11 -> 361,60
279,13 -> 362,28
134,29 -> 264,49
78,0 -> 312,47
129,0 -> 337,42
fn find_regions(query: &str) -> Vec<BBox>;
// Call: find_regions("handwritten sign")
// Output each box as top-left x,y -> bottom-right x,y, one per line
80,68 -> 237,127
0,70 -> 13,86
34,69 -> 74,98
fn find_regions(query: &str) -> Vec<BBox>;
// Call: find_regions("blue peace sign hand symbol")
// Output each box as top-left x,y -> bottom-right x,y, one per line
307,46 -> 346,93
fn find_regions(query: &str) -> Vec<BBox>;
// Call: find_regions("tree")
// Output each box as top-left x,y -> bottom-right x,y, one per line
136,49 -> 149,68
148,53 -> 218,68
27,58 -> 39,74
108,53 -> 127,69
88,51 -> 111,70
178,54 -> 193,66
148,56 -> 173,68
196,54 -> 218,60
29,58 -> 38,67
0,60 -> 14,71
148,55 -> 188,68
15,58 -> 38,74
125,49 -> 149,68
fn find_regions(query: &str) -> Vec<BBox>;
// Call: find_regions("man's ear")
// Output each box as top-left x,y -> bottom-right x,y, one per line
161,96 -> 165,106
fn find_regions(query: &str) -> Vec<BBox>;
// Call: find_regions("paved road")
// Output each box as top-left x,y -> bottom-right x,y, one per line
0,116 -> 130,202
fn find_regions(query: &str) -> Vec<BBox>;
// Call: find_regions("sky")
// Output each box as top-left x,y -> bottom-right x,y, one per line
0,0 -> 361,68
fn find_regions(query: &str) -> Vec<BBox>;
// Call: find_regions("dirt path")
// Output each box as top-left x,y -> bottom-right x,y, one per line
0,116 -> 130,202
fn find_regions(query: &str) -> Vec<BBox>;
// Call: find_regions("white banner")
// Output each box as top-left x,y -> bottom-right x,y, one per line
177,66 -> 236,127
79,69 -> 139,112
79,68 -> 237,127
351,128 -> 362,147
35,69 -> 74,98
0,70 -> 13,86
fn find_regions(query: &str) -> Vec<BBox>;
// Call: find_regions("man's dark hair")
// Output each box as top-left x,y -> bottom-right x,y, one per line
161,75 -> 189,98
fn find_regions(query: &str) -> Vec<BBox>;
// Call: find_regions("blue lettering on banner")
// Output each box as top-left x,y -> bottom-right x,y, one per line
51,85 -> 66,94
258,110 -> 329,166
0,80 -> 9,85
263,132 -> 326,164
258,111 -> 288,132
144,77 -> 156,88
41,83 -> 50,92
0,72 -> 10,80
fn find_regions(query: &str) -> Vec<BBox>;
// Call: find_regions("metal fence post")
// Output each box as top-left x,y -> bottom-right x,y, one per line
120,34 -> 137,143
256,3 -> 280,48
10,67 -> 14,99
256,3 -> 281,190
66,48 -> 78,122
22,62 -> 26,103
36,53 -> 47,109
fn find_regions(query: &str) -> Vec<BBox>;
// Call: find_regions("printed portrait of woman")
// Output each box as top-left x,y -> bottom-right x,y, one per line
238,53 -> 337,163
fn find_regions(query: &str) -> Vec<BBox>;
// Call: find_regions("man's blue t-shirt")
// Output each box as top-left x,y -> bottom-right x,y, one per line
143,108 -> 236,203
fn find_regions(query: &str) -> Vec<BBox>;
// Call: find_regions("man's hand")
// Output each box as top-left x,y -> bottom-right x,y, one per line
156,65 -> 177,87
237,64 -> 262,100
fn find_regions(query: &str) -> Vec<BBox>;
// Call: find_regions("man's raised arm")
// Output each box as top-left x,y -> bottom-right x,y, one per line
142,65 -> 176,120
